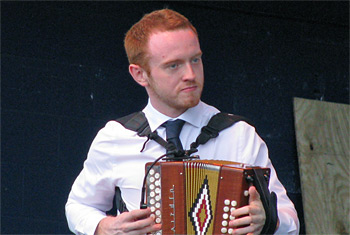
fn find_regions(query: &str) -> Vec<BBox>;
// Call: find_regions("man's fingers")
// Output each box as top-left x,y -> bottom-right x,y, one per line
228,186 -> 265,235
248,186 -> 260,203
138,222 -> 162,235
229,215 -> 252,227
120,208 -> 151,222
122,209 -> 156,231
95,208 -> 161,235
131,207 -> 152,220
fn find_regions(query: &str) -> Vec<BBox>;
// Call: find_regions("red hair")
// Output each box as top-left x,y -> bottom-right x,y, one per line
124,9 -> 198,71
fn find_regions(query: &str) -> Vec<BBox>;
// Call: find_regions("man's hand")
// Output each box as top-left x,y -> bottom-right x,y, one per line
228,186 -> 266,235
94,208 -> 162,235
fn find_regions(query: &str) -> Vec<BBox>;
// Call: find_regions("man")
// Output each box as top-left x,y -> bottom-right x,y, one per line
66,9 -> 299,235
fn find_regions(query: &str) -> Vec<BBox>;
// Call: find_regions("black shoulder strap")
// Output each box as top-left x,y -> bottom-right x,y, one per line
190,112 -> 252,149
116,111 -> 169,151
106,186 -> 129,215
111,112 -> 151,214
116,111 -> 252,151
116,111 -> 151,137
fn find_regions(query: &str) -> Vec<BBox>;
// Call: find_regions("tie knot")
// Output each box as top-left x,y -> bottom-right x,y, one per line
162,119 -> 185,139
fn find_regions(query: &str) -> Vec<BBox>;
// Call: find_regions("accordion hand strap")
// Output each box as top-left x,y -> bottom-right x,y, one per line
251,168 -> 278,234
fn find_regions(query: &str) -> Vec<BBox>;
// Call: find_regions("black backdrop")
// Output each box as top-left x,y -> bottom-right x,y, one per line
2,1 -> 349,234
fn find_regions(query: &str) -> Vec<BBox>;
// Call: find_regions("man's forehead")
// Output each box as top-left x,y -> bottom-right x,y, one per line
147,29 -> 200,59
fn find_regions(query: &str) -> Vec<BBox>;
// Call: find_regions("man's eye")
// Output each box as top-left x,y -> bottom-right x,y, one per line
192,57 -> 201,63
169,64 -> 178,69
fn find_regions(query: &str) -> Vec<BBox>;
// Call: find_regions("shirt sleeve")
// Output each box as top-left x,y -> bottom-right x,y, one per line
220,121 -> 300,234
65,123 -> 118,235
240,122 -> 300,234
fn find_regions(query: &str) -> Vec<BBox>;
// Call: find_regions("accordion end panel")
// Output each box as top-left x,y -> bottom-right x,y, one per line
213,166 -> 250,234
161,162 -> 187,234
146,162 -> 187,234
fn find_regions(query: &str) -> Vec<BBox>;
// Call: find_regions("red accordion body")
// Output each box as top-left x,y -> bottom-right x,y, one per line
145,159 -> 270,235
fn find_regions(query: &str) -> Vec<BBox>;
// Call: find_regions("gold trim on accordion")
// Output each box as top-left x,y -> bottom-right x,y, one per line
145,159 -> 270,235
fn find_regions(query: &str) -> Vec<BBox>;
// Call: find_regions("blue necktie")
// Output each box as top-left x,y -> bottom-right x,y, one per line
162,119 -> 185,154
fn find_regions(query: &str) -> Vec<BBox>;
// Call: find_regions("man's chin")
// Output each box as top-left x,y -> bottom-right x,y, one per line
182,98 -> 200,109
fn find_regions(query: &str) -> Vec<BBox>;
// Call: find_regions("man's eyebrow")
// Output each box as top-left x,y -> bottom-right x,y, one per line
192,51 -> 203,58
162,59 -> 182,67
164,52 -> 203,64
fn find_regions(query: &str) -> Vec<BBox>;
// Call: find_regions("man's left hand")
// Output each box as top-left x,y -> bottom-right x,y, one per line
228,186 -> 265,235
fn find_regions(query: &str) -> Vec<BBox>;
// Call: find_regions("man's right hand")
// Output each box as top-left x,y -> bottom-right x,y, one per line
94,208 -> 162,235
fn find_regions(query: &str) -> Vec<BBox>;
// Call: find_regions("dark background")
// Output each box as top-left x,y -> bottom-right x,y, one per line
1,1 -> 349,234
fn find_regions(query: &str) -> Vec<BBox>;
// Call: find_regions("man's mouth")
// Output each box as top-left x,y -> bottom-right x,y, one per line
181,85 -> 197,92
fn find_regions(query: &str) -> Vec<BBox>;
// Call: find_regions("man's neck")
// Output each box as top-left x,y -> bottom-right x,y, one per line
148,100 -> 188,118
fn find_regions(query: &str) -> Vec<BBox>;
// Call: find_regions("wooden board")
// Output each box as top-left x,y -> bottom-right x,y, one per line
293,97 -> 349,234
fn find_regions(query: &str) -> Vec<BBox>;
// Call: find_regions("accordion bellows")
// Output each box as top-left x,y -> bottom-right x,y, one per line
145,160 -> 270,235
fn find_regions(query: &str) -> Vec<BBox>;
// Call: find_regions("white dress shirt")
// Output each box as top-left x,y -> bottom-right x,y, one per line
65,100 -> 299,235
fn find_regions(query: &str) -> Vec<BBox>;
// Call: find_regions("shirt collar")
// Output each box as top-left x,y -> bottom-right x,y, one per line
142,99 -> 204,132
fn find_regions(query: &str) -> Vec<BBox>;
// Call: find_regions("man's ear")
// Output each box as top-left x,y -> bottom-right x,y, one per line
129,64 -> 149,87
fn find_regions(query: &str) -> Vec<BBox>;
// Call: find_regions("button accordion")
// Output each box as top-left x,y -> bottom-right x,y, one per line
145,159 -> 270,235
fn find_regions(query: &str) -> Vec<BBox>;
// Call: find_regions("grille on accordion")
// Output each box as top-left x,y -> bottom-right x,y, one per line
145,159 -> 270,235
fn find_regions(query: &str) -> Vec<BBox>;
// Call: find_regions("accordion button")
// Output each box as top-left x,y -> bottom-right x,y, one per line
244,190 -> 249,196
224,199 -> 230,205
230,215 -> 235,220
155,195 -> 161,201
150,199 -> 155,204
221,228 -> 228,233
230,207 -> 236,213
223,206 -> 230,212
231,200 -> 237,207
155,202 -> 161,208
150,206 -> 156,212
156,218 -> 161,223
155,180 -> 160,186
222,220 -> 228,226
228,228 -> 233,234
155,210 -> 161,216
150,192 -> 155,197
155,173 -> 160,179
150,177 -> 155,183
150,184 -> 155,190
223,213 -> 229,219
150,169 -> 155,175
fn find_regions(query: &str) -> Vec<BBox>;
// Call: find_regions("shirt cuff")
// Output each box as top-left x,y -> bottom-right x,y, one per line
74,214 -> 106,235
274,210 -> 299,235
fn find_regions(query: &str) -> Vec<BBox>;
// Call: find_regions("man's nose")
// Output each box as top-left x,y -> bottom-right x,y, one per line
183,64 -> 196,81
